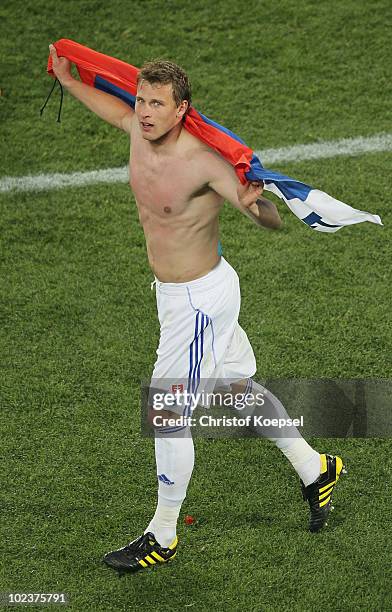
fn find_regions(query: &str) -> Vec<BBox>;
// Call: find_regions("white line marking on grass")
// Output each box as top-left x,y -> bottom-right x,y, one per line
0,166 -> 129,194
1,133 -> 391,193
255,133 -> 392,165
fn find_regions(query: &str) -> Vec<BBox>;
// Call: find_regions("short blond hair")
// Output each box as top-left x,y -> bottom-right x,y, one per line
137,60 -> 192,109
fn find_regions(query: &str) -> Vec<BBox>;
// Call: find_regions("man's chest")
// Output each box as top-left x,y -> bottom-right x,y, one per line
129,146 -> 208,214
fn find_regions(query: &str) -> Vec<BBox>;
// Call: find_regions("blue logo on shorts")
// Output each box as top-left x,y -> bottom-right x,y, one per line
158,473 -> 175,485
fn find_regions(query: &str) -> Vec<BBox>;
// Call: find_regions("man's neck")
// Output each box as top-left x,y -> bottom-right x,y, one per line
147,121 -> 183,155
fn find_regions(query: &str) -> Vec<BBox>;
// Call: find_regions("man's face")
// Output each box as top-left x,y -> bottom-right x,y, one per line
135,80 -> 186,141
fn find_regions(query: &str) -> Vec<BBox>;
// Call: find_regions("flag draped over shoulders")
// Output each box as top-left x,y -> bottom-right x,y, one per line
45,39 -> 382,233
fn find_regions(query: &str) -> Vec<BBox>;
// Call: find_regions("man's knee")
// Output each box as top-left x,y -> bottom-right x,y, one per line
211,378 -> 251,407
230,378 -> 251,395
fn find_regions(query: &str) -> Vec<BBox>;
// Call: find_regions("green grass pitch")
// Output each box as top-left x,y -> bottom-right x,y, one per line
1,1 -> 391,610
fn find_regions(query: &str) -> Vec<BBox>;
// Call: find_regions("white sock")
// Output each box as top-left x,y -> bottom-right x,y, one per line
145,426 -> 194,548
144,499 -> 181,547
276,438 -> 321,486
234,380 -> 321,486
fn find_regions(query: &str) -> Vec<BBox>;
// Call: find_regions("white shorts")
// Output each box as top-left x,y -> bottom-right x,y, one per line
150,257 -> 256,419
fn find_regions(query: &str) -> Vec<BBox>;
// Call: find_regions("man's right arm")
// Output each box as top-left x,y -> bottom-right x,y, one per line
49,44 -> 133,133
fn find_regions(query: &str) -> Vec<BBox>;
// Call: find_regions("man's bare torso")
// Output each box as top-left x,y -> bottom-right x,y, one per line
129,119 -> 223,282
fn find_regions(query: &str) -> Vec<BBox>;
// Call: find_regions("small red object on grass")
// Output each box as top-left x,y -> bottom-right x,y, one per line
184,514 -> 196,525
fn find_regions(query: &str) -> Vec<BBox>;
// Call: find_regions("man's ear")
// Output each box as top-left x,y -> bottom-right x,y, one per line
177,100 -> 189,118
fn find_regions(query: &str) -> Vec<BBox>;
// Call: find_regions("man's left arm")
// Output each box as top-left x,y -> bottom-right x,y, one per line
246,194 -> 283,230
207,153 -> 282,230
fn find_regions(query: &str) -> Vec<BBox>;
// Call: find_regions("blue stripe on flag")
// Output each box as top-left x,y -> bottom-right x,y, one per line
245,155 -> 313,200
302,212 -> 341,228
198,112 -> 248,146
94,75 -> 136,108
266,179 -> 312,201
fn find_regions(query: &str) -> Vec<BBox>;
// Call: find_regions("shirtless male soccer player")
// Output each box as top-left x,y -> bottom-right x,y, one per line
49,44 -> 345,574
